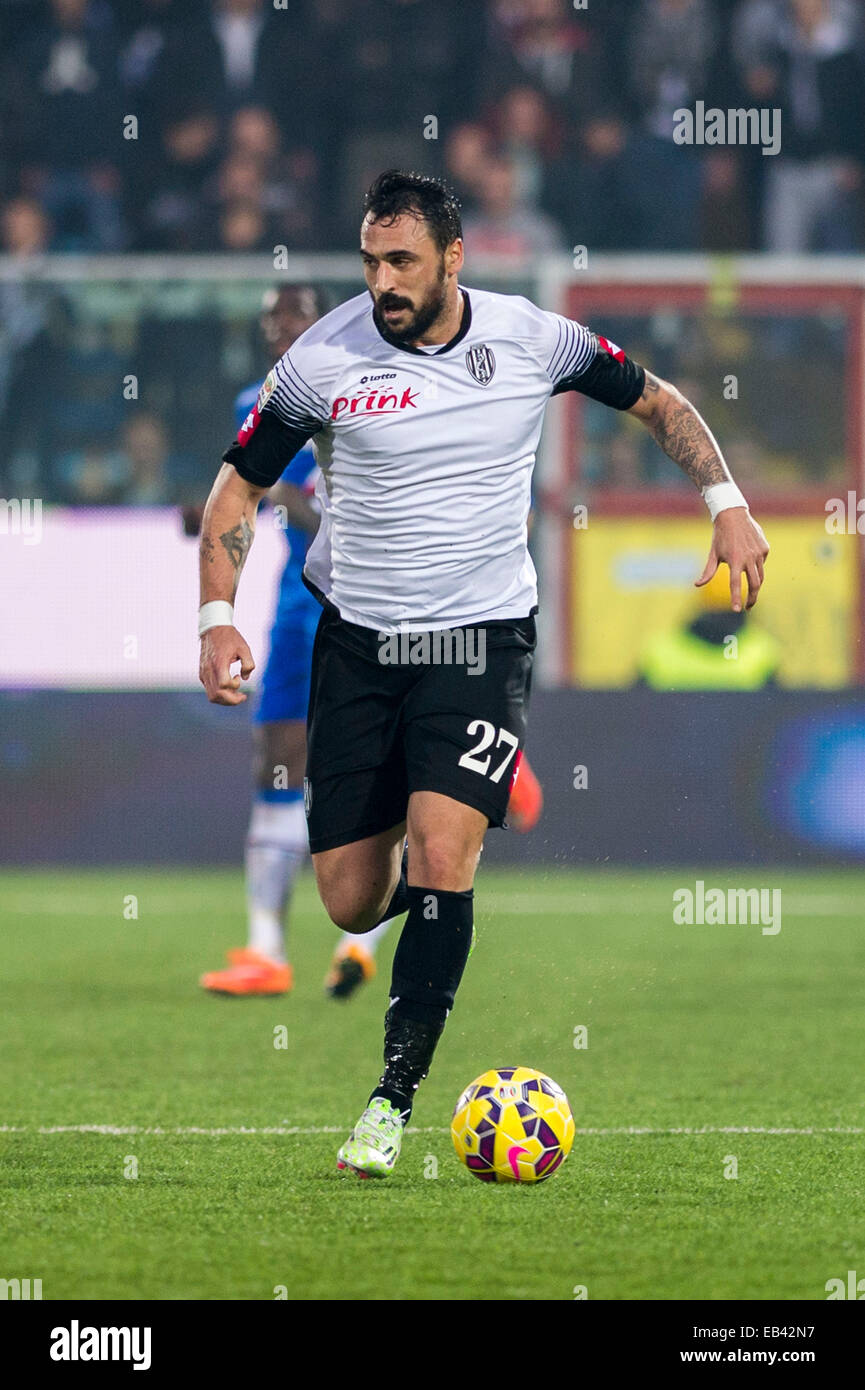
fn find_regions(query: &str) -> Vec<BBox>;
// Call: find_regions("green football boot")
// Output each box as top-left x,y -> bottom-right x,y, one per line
337,1097 -> 405,1178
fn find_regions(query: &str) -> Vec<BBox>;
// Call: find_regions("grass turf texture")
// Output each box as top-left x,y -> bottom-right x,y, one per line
1,866 -> 864,1301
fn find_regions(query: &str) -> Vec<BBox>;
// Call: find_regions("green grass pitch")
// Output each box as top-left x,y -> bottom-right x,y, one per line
2,865 -> 864,1301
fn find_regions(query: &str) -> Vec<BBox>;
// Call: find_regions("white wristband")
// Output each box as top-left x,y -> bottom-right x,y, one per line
198,600 -> 234,636
703,481 -> 749,522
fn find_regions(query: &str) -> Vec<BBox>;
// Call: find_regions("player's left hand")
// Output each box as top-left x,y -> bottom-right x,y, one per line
696,507 -> 769,611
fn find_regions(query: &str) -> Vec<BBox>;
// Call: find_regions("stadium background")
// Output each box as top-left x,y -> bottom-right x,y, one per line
4,0 -> 865,1315
1,0 -> 864,869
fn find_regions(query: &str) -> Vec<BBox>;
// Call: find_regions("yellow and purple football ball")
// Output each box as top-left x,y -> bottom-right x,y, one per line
451,1067 -> 575,1183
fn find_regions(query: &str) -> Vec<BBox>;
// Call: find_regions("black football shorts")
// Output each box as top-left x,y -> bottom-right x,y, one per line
303,604 -> 536,853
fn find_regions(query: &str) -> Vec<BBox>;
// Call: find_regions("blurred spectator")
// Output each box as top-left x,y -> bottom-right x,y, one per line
733,0 -> 863,73
6,0 -> 126,250
56,445 -> 128,504
484,0 -> 611,126
215,154 -> 267,212
119,0 -> 184,90
136,103 -> 220,250
542,114 -> 635,251
444,122 -> 496,214
219,107 -> 320,248
489,86 -> 562,209
118,0 -> 189,165
322,0 -> 484,133
1,197 -> 51,259
321,0 -> 485,244
0,198 -> 63,496
700,149 -> 754,251
116,411 -> 185,504
218,200 -> 269,251
624,0 -> 729,249
735,0 -> 865,251
154,0 -> 320,140
57,410 -> 187,505
462,154 -> 564,257
628,0 -> 722,137
52,323 -> 129,457
4,0 -> 865,260
637,564 -> 780,690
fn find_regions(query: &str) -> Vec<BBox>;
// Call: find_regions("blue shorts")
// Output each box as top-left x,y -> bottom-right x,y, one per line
254,580 -> 322,725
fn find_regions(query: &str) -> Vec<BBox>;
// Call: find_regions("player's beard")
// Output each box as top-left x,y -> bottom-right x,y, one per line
372,262 -> 449,346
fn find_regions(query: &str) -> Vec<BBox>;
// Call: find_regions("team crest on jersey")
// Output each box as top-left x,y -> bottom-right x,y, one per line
465,343 -> 496,386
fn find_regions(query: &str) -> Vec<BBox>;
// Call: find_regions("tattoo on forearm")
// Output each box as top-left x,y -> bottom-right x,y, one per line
649,387 -> 728,489
201,534 -> 216,565
639,373 -> 661,404
219,518 -> 253,572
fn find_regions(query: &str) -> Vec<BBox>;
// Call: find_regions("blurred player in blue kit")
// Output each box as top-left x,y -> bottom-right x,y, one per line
200,284 -> 396,998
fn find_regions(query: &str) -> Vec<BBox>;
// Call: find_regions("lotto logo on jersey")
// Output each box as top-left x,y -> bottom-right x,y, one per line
597,335 -> 625,362
330,385 -> 419,421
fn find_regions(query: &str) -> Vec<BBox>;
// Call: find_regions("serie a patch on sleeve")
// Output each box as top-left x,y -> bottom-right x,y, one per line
257,369 -> 277,412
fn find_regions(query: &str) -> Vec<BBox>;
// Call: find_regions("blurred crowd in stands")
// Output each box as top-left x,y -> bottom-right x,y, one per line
2,0 -> 865,261
1,0 -> 861,506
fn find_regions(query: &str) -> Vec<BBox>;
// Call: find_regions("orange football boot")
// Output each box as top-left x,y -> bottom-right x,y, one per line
200,948 -> 293,996
507,753 -> 543,832
324,940 -> 376,999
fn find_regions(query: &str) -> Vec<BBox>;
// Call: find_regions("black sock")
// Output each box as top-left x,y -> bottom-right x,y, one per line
371,843 -> 409,928
370,885 -> 474,1119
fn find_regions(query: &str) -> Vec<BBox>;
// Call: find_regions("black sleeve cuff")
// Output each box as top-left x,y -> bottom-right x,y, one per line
552,345 -> 646,410
223,409 -> 318,488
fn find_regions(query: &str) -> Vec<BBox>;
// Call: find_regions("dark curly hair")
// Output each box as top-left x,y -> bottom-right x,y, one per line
362,169 -> 462,252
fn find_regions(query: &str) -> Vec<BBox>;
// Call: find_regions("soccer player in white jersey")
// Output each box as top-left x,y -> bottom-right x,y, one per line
198,171 -> 769,1178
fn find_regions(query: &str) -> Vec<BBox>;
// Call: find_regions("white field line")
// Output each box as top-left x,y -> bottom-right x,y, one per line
0,1124 -> 861,1138
3,889 -> 863,918
482,895 -> 865,918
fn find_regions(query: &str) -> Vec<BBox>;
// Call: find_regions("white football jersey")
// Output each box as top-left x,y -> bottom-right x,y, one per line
226,287 -> 644,632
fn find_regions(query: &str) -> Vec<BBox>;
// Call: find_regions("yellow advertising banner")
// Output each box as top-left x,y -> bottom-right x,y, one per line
572,517 -> 856,687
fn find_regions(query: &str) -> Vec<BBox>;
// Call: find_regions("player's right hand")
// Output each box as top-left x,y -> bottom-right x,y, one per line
199,626 -> 255,705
